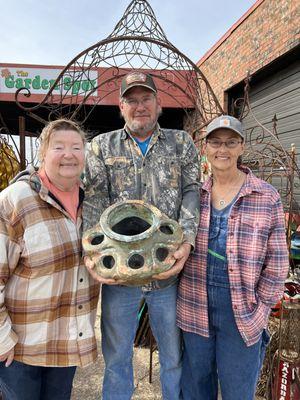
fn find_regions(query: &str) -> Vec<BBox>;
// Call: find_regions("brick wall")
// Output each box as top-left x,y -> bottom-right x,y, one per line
198,0 -> 300,108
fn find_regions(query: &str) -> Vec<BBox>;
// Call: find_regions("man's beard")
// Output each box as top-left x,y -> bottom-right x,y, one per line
126,118 -> 157,137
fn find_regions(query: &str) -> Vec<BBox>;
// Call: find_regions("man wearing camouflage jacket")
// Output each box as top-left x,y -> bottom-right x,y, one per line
83,71 -> 200,400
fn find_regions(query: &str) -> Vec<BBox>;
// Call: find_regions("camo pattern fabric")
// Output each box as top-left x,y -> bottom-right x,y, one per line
83,125 -> 200,289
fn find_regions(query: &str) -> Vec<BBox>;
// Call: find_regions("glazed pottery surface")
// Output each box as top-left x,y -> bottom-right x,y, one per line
82,200 -> 183,285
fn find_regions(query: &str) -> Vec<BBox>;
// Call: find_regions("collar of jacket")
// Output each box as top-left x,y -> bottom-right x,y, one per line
121,124 -> 166,140
11,166 -> 84,209
202,166 -> 267,198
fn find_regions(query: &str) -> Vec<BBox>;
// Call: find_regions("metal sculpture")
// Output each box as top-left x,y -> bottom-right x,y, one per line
234,75 -> 300,230
233,76 -> 300,400
0,123 -> 20,191
272,295 -> 300,399
15,0 -> 223,141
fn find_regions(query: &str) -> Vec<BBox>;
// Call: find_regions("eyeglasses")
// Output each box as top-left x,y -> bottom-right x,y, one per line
206,139 -> 243,149
122,96 -> 155,108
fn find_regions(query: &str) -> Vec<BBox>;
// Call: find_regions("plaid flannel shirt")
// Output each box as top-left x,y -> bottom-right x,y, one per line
177,167 -> 289,346
0,171 -> 99,366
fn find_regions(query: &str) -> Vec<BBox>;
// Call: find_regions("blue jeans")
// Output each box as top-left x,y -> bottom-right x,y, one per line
101,283 -> 182,400
182,252 -> 269,400
181,255 -> 269,400
0,360 -> 76,400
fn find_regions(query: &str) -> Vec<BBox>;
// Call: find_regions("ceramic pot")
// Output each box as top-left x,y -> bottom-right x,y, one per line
82,200 -> 183,285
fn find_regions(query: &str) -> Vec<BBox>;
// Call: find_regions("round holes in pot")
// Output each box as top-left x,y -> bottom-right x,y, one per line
156,247 -> 169,262
102,255 -> 115,269
128,254 -> 144,269
91,234 -> 104,245
159,225 -> 173,235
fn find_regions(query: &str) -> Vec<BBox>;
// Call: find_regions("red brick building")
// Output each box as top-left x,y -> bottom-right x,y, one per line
198,0 -> 300,207
198,0 -> 299,110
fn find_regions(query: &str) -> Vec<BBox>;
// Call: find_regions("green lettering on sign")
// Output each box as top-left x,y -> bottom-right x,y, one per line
23,78 -> 32,89
41,79 -> 49,90
63,77 -> 72,91
72,81 -> 81,95
32,75 -> 41,90
15,78 -> 24,89
2,71 -> 97,94
5,76 -> 15,88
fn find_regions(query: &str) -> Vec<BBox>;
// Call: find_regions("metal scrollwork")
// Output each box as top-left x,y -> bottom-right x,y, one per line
236,75 -> 300,400
15,0 -> 223,138
236,75 -> 300,221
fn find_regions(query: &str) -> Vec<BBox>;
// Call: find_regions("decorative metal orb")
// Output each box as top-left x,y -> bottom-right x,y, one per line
82,200 -> 183,285
0,140 -> 20,191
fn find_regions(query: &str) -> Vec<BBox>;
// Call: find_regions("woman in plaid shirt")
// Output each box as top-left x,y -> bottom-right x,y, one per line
0,120 -> 99,400
177,115 -> 289,400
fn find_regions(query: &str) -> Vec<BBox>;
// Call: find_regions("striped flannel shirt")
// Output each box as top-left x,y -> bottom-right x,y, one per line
177,167 -> 289,346
0,171 -> 99,367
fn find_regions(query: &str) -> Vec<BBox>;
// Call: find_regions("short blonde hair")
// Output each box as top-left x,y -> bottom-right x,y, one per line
38,119 -> 86,162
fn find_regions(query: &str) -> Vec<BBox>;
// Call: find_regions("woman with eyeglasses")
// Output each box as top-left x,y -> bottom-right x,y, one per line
177,115 -> 289,400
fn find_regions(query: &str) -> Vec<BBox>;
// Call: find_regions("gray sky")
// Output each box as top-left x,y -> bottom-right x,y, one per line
1,0 -> 256,66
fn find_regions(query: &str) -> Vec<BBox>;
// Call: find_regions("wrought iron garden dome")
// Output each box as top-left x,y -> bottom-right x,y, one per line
15,0 -> 223,140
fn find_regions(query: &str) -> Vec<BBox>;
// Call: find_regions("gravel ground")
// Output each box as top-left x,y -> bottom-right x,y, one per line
71,305 -> 265,400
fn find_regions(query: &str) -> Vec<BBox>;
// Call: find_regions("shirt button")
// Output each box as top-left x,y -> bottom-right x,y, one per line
78,305 -> 83,310
229,268 -> 233,272
79,278 -> 83,283
234,305 -> 237,310
79,332 -> 83,337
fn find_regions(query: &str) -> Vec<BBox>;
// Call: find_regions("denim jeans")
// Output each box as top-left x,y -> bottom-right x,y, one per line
101,283 -> 182,400
0,360 -> 76,400
181,242 -> 269,400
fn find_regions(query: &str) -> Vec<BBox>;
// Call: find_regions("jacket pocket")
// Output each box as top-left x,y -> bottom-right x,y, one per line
155,156 -> 181,188
105,157 -> 135,194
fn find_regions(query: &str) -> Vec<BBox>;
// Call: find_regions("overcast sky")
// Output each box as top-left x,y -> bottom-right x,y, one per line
1,0 -> 256,66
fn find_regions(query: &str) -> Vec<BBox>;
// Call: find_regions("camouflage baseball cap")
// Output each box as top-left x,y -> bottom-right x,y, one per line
206,115 -> 244,140
120,72 -> 157,97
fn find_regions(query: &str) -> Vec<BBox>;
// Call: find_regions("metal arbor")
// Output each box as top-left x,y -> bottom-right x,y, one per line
234,76 -> 300,243
15,0 -> 223,141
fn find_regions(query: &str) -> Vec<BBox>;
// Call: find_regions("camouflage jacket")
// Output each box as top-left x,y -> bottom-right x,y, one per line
83,125 -> 200,288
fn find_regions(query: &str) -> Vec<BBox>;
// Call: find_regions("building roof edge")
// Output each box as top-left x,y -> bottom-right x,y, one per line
197,0 -> 265,66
